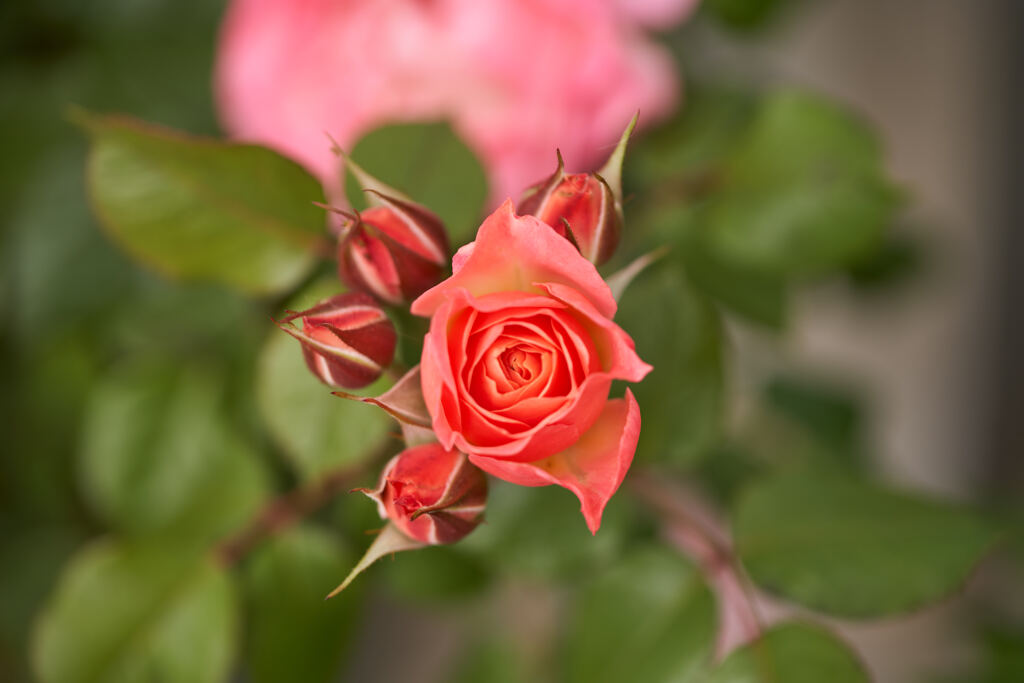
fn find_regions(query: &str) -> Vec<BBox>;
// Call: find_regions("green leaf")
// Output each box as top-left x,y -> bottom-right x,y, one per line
345,122 -> 488,245
461,484 -> 638,581
33,540 -> 237,683
704,92 -> 900,278
629,88 -> 898,324
955,624 -> 1024,683
76,112 -> 327,295
734,471 -> 1001,617
703,0 -> 791,32
628,87 -> 756,189
693,442 -> 768,507
617,256 -> 724,467
381,544 -> 490,604
761,375 -> 865,471
563,546 -> 716,683
449,638 -> 530,683
257,280 -> 393,480
764,377 -> 863,453
846,231 -> 923,291
705,622 -> 867,683
0,526 -> 82,681
679,231 -> 788,328
627,88 -> 787,326
243,526 -> 362,683
78,361 -> 268,543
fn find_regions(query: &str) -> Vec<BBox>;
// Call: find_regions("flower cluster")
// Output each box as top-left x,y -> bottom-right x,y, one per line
280,121 -> 651,590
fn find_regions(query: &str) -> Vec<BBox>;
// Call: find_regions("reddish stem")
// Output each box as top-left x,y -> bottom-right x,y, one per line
630,469 -> 763,659
214,442 -> 393,567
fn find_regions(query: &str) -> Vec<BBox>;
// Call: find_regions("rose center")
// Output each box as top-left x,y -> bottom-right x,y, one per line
499,346 -> 541,387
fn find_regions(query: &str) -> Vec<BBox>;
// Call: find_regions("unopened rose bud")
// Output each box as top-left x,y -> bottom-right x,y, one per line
518,115 -> 636,266
518,153 -> 621,265
335,192 -> 450,305
359,444 -> 487,545
278,292 -> 396,389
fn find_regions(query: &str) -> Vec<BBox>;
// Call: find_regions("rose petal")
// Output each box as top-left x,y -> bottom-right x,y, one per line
538,282 -> 652,383
469,390 -> 640,534
411,201 -> 616,318
452,242 -> 474,273
492,394 -> 568,423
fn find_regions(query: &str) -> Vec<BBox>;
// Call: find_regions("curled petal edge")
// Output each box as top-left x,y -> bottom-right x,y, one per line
468,390 -> 640,535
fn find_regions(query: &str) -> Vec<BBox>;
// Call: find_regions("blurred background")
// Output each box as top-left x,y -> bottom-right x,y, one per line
1,1 -> 1021,682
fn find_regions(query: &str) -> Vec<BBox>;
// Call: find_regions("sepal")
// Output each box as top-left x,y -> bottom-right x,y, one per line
595,112 -> 637,216
605,247 -> 667,301
332,365 -> 431,427
361,445 -> 488,545
325,523 -> 423,599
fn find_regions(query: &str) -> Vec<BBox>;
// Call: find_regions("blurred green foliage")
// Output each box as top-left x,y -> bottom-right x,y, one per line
242,526 -> 363,683
627,86 -> 900,326
563,547 -> 716,683
734,470 -> 1001,617
449,638 -> 530,683
616,254 -> 724,468
345,122 -> 490,245
460,483 -> 646,582
33,541 -> 237,683
706,623 -> 868,683
79,361 -> 269,542
2,1 -> 231,679
703,0 -> 793,31
76,112 -> 328,295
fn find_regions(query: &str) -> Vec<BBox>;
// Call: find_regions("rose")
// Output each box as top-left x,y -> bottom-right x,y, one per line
215,0 -> 694,203
359,444 -> 488,545
335,190 -> 450,305
518,152 -> 622,266
277,292 -> 396,389
410,201 -> 651,533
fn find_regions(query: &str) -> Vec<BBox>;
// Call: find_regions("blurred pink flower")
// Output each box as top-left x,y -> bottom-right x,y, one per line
214,0 -> 697,203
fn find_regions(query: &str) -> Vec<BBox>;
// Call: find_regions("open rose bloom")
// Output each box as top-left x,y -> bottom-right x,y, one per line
412,201 -> 651,534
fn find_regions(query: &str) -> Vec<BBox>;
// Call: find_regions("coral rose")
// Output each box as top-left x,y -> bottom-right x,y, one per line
411,201 -> 652,533
214,0 -> 693,203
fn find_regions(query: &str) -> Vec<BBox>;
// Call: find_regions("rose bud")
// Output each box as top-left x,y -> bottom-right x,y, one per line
518,153 -> 621,265
358,444 -> 487,545
335,192 -> 450,305
517,115 -> 636,266
278,292 -> 396,389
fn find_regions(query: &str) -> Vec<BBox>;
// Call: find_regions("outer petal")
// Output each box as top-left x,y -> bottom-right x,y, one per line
469,390 -> 641,534
451,242 -> 475,274
412,201 -> 616,319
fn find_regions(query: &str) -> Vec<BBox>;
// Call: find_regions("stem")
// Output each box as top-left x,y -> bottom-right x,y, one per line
214,442 -> 394,567
629,469 -> 762,660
